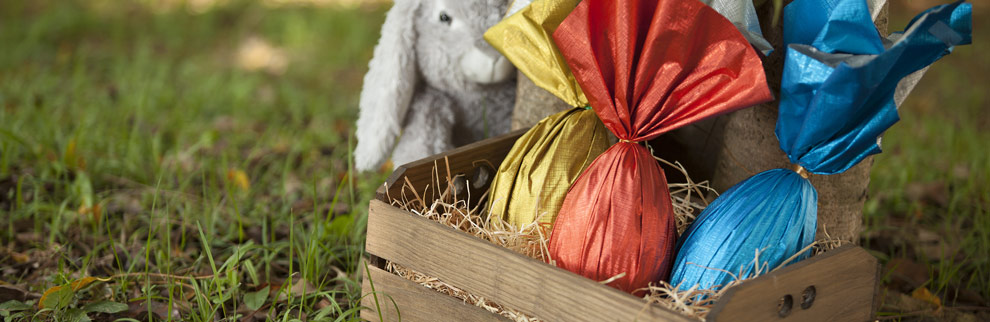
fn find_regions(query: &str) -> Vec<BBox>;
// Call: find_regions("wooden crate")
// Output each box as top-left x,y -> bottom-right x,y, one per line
361,131 -> 881,322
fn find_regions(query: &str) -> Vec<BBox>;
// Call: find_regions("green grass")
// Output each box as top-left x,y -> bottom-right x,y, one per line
0,0 -> 388,320
863,0 -> 990,310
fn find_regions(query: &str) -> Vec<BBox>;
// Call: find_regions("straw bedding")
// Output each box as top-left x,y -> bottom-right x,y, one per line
380,157 -> 845,321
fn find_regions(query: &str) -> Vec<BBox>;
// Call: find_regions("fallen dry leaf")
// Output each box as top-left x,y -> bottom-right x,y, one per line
912,287 -> 943,309
39,276 -> 111,309
275,277 -> 323,302
916,228 -> 957,261
882,287 -> 933,314
238,309 -> 270,322
379,160 -> 393,173
945,286 -> 987,307
227,168 -> 251,191
289,278 -> 317,298
15,232 -> 42,244
10,251 -> 29,264
127,299 -> 183,320
77,202 -> 103,222
906,181 -> 949,207
884,258 -> 931,292
0,285 -> 29,303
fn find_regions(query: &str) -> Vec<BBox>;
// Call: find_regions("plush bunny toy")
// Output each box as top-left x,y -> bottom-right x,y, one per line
354,0 -> 517,171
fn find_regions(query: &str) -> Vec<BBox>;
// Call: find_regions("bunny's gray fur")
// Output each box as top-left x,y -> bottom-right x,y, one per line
355,0 -> 516,171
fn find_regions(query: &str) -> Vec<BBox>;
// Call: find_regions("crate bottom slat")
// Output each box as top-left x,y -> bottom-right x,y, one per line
361,264 -> 508,322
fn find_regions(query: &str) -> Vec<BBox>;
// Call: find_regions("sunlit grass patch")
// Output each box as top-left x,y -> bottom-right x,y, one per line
864,0 -> 990,315
0,0 -> 389,320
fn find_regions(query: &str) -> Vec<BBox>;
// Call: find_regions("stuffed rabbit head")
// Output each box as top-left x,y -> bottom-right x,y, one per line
355,0 -> 516,172
418,0 -> 515,90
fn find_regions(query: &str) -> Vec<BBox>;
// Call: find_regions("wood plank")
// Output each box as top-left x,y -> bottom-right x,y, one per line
367,127 -> 880,321
375,130 -> 526,205
707,245 -> 879,321
360,265 -> 507,322
365,199 -> 693,322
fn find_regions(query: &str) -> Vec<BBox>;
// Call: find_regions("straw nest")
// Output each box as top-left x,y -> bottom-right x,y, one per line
382,157 -> 846,321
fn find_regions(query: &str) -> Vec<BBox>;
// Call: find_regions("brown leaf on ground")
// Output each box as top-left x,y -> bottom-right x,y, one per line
945,286 -> 988,307
906,181 -> 949,207
9,251 -> 29,264
913,287 -> 944,309
379,160 -> 393,173
942,309 -> 982,322
238,310 -> 270,322
227,168 -> 251,191
314,298 -> 332,310
885,258 -> 931,293
15,232 -> 42,244
285,278 -> 317,300
916,228 -> 957,261
268,276 -> 335,311
0,285 -> 29,303
77,202 -> 103,222
127,300 -> 182,321
882,287 -> 937,314
38,277 -> 111,309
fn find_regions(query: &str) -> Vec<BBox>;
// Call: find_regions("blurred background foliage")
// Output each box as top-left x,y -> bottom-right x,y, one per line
865,0 -> 989,315
1,0 -> 389,320
0,0 -> 985,320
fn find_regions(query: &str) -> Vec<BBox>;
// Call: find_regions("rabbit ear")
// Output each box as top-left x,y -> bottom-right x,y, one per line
355,0 -> 420,172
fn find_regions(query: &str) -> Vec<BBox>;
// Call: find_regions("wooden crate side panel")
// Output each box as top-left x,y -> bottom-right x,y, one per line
707,245 -> 879,322
365,200 -> 693,322
361,265 -> 507,322
375,130 -> 526,204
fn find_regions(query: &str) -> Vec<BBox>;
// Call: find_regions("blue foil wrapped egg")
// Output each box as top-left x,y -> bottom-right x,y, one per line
669,169 -> 817,290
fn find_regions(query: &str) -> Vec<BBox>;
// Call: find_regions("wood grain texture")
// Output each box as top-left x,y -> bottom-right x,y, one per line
366,106 -> 881,321
707,245 -> 879,322
360,265 -> 508,322
376,129 -> 526,206
365,199 -> 693,322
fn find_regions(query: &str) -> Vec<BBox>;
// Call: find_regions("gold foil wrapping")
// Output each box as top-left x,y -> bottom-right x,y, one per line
485,0 -> 587,107
488,107 -> 609,226
485,0 -> 603,227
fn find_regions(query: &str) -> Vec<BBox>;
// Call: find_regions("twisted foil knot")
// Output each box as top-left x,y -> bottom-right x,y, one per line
793,164 -> 810,179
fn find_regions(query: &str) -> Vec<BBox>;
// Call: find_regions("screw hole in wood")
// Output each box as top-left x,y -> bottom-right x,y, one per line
471,163 -> 494,189
801,285 -> 816,309
778,294 -> 793,317
452,173 -> 468,197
